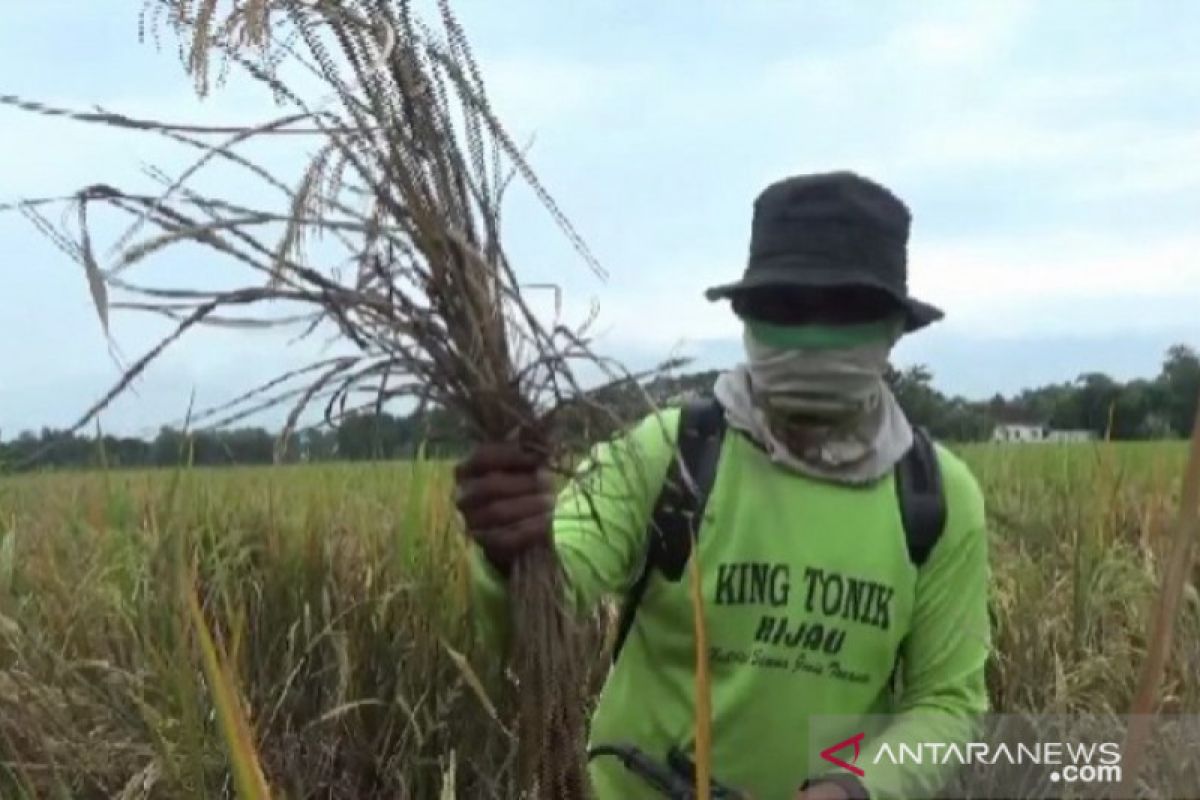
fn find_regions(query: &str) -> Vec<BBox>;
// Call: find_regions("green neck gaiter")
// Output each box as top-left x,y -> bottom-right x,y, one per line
744,317 -> 902,351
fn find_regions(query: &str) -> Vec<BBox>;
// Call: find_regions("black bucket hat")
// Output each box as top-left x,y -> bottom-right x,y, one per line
705,171 -> 943,332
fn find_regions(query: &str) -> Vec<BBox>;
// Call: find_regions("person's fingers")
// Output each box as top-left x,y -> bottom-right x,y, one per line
454,443 -> 543,480
464,492 -> 555,532
476,513 -> 554,565
455,469 -> 553,512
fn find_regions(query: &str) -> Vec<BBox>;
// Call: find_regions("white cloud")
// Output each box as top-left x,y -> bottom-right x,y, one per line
885,0 -> 1034,67
743,6 -> 1198,205
484,57 -> 647,133
1065,129 -> 1200,201
763,0 -> 1034,92
562,228 -> 1200,358
910,232 -> 1200,336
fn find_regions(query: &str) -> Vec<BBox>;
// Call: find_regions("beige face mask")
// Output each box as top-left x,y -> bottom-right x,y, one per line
743,326 -> 896,424
714,322 -> 914,484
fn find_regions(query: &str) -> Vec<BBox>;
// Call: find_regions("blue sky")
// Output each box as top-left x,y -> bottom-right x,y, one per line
4,1 -> 1200,436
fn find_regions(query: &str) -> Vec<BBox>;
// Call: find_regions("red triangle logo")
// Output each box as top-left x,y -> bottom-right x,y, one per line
820,732 -> 866,778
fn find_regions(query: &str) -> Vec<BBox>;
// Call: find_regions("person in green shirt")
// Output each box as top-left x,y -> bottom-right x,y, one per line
454,172 -> 992,799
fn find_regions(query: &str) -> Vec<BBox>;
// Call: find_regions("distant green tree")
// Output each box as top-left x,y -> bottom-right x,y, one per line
1158,345 -> 1200,436
335,413 -> 412,459
1072,373 -> 1122,436
886,365 -> 995,442
152,428 -> 188,466
886,365 -> 941,428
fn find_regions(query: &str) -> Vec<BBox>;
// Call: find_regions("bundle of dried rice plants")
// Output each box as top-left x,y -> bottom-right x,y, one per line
3,1 -> 682,796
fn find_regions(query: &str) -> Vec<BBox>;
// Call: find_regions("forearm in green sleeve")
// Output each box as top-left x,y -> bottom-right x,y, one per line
551,410 -> 677,613
466,410 -> 678,650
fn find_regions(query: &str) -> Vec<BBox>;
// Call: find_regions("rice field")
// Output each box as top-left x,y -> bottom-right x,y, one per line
0,441 -> 1197,798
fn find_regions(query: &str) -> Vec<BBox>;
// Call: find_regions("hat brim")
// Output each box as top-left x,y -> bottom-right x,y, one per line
704,260 -> 944,334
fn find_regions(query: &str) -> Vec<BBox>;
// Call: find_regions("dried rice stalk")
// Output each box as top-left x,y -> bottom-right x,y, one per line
1121,391 -> 1200,794
2,1 -> 688,796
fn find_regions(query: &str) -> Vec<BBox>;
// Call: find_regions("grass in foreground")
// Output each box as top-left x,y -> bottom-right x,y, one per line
0,443 -> 1197,797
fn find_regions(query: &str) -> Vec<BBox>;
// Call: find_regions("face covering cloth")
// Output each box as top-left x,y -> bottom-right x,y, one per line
713,318 -> 914,486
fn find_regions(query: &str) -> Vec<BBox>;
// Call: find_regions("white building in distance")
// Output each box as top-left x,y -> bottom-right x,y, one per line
992,424 -> 1098,443
1046,429 -> 1098,443
992,423 -> 1047,443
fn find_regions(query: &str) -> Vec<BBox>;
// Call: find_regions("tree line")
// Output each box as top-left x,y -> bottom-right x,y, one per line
888,344 -> 1200,442
0,408 -> 470,471
3,344 -> 1197,472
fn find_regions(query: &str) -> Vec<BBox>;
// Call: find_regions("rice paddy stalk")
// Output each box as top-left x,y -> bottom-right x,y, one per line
2,3 -> 684,796
185,571 -> 273,800
1121,389 -> 1200,793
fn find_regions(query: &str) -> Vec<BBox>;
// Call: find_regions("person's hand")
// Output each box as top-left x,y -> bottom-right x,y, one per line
795,780 -> 853,800
453,442 -> 555,574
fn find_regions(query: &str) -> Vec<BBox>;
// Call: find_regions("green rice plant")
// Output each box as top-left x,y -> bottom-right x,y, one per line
186,571 -> 272,800
2,441 -> 1200,796
0,457 -> 531,798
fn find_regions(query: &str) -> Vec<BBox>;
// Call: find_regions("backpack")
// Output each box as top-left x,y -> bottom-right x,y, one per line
611,396 -> 947,662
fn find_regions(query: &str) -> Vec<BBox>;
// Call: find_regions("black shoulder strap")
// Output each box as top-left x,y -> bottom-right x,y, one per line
611,397 -> 727,663
894,426 -> 947,567
890,427 -> 949,696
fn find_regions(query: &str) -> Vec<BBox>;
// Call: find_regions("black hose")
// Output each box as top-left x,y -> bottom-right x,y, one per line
587,743 -> 747,799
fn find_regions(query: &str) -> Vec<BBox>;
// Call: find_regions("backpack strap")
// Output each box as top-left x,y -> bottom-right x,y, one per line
894,426 -> 947,567
889,427 -> 949,695
611,397 -> 727,663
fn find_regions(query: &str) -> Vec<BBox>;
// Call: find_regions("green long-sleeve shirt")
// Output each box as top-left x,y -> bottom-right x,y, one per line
470,407 -> 992,799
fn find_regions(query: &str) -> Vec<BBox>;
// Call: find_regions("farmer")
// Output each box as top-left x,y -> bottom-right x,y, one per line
455,172 -> 992,799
